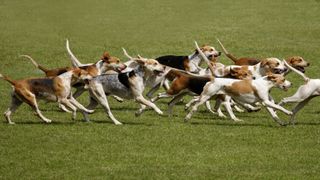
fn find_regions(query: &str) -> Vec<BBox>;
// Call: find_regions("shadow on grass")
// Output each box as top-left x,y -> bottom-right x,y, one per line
189,121 -> 282,128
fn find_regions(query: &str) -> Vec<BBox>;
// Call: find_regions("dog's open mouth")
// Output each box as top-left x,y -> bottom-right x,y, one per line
294,66 -> 305,73
154,70 -> 164,76
273,68 -> 286,74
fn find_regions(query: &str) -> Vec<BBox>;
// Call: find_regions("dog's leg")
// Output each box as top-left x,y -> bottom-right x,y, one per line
222,96 -> 242,122
58,104 -> 72,113
111,95 -> 124,102
135,95 -> 163,115
20,91 -> 52,123
151,92 -> 172,102
213,97 -> 227,118
59,98 -> 78,120
163,79 -> 170,91
185,97 -> 199,111
69,96 -> 94,114
168,92 -> 188,116
82,96 -> 99,122
135,104 -> 148,116
146,83 -> 161,99
290,96 -> 314,125
89,84 -> 122,125
4,95 -> 23,124
279,85 -> 315,105
185,94 -> 211,122
73,86 -> 86,99
263,100 -> 292,115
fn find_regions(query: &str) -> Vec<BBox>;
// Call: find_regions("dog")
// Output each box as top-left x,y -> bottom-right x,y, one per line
217,39 -> 310,73
22,42 -> 127,102
185,73 -> 292,125
82,56 -> 166,125
156,44 -> 221,73
278,60 -> 317,125
0,68 -> 94,124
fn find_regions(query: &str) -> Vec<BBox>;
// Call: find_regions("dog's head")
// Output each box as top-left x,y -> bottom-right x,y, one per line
100,52 -> 127,73
71,67 -> 94,82
134,56 -> 165,76
230,66 -> 253,80
260,58 -> 287,74
195,45 -> 221,61
266,73 -> 291,91
286,56 -> 309,73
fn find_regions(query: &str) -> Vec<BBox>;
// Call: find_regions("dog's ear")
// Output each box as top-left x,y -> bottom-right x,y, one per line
260,59 -> 269,67
230,67 -> 240,76
134,58 -> 145,65
72,68 -> 82,77
101,52 -> 111,62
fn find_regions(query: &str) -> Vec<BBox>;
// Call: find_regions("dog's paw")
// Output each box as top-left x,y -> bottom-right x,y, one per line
8,122 -> 15,125
86,109 -> 95,114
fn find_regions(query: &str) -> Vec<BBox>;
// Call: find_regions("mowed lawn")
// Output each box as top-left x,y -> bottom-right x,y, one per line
1,0 -> 320,179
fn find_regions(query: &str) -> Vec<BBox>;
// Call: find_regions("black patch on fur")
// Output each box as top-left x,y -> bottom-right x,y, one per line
188,77 -> 211,95
118,72 -> 130,88
156,55 -> 188,70
129,70 -> 136,77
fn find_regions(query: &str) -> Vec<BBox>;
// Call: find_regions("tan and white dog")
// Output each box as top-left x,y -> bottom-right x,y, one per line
0,68 -> 94,124
185,73 -> 292,125
278,60 -> 317,125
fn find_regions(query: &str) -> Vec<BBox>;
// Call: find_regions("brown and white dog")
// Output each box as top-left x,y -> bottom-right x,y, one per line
217,39 -> 310,73
0,68 -> 94,124
185,73 -> 292,125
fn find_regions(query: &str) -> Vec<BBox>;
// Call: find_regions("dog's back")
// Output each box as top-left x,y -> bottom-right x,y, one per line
156,55 -> 188,70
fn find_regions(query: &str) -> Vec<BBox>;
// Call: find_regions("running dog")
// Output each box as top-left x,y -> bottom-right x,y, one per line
185,73 -> 292,125
82,56 -> 166,125
0,68 -> 94,124
278,60 -> 317,125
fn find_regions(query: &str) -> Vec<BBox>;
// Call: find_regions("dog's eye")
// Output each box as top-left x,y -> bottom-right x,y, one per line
276,63 -> 279,66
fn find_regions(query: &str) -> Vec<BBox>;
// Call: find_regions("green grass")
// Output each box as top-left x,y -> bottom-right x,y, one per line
1,0 -> 320,179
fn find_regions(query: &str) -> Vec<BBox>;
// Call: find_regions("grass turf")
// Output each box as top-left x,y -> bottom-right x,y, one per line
0,0 -> 320,179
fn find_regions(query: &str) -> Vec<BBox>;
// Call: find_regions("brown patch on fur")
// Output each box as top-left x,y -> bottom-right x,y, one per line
224,79 -> 254,97
228,66 -> 252,79
183,58 -> 190,71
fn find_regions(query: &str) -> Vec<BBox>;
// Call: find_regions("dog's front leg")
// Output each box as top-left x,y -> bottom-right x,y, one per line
222,96 -> 242,122
69,96 -> 94,114
135,95 -> 163,115
89,83 -> 122,125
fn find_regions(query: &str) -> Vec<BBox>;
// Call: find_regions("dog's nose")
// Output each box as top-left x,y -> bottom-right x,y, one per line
218,52 -> 222,56
307,62 -> 310,66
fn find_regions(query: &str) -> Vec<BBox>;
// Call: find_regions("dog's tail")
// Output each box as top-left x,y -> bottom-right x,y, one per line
194,41 -> 215,77
217,39 -> 238,63
20,55 -> 50,73
66,39 -> 84,67
283,59 -> 309,82
122,48 -> 133,59
0,73 -> 16,85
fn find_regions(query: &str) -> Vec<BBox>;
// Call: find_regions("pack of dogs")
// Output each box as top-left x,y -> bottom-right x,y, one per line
0,39 -> 314,126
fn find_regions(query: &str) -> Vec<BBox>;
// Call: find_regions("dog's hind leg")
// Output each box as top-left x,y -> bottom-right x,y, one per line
59,98 -> 78,120
168,91 -> 188,116
185,94 -> 211,122
18,90 -> 52,123
146,83 -> 161,99
4,95 -> 23,124
290,96 -> 315,125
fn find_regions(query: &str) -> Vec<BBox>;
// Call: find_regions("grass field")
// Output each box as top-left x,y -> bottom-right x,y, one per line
0,0 -> 320,179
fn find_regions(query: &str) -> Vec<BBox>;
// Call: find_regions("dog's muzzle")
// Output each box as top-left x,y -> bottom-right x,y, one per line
273,68 -> 287,74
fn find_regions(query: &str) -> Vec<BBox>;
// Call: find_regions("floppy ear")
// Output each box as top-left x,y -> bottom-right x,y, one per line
134,58 -> 145,65
101,52 -> 111,62
260,59 -> 268,67
230,67 -> 240,76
